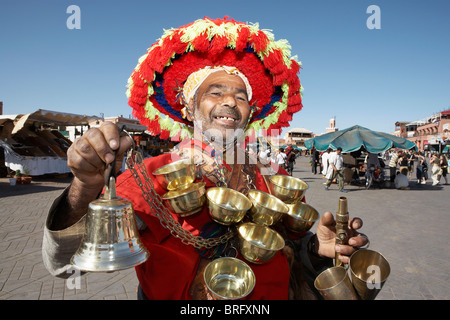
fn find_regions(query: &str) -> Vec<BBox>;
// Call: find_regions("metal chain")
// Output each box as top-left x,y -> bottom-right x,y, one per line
126,150 -> 235,249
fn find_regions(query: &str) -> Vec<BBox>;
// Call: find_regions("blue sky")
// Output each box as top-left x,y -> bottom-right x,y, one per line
1,0 -> 449,135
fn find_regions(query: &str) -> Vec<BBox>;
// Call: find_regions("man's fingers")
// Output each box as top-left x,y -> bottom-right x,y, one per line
99,121 -> 122,151
348,233 -> 370,248
349,217 -> 363,230
67,144 -> 100,174
75,128 -> 114,165
319,211 -> 335,227
118,134 -> 134,156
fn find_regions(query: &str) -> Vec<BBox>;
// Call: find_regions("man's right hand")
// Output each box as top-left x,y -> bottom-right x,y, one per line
67,122 -> 133,193
51,122 -> 133,230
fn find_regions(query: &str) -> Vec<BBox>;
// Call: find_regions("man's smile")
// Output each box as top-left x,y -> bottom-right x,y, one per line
211,109 -> 241,127
214,116 -> 236,122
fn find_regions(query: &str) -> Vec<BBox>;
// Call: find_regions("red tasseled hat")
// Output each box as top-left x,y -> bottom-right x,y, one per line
126,17 -> 303,141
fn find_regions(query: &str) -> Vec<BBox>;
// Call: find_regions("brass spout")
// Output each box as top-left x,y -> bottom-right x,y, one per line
335,197 -> 349,267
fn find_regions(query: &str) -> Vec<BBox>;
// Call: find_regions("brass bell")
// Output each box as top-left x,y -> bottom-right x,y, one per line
71,174 -> 150,272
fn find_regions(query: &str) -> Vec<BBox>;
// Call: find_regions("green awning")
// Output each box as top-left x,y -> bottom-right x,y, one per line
305,125 -> 417,153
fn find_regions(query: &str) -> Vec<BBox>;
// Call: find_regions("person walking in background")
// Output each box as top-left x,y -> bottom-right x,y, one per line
430,153 -> 441,186
325,147 -> 347,192
421,153 -> 429,184
416,152 -> 427,184
285,145 -> 296,176
398,152 -> 409,177
388,150 -> 401,183
407,149 -> 415,180
311,148 -> 320,174
276,148 -> 287,169
321,148 -> 332,177
258,147 -> 271,165
439,154 -> 448,185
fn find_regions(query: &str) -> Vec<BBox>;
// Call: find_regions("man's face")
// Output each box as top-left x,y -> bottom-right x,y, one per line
188,71 -> 251,145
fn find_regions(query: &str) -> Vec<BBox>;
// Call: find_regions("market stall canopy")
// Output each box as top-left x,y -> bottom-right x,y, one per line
304,125 -> 417,153
11,109 -> 99,134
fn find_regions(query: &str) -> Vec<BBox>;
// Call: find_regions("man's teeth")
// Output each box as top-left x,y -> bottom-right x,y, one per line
215,116 -> 235,121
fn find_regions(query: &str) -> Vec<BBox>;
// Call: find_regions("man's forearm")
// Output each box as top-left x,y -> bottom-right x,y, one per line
50,178 -> 103,230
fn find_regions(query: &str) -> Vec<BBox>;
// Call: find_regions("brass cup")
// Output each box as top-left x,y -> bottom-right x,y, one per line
167,176 -> 194,191
349,249 -> 391,300
283,202 -> 319,233
206,187 -> 252,226
153,159 -> 196,190
162,182 -> 206,217
247,190 -> 289,226
314,266 -> 359,300
269,175 -> 309,204
237,222 -> 285,264
203,257 -> 256,300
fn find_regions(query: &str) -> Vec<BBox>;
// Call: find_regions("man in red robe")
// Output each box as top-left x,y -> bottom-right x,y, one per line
42,17 -> 368,300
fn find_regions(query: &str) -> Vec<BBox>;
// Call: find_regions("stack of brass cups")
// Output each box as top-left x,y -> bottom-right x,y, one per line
204,184 -> 258,300
157,159 -> 207,217
269,175 -> 319,235
155,159 -> 257,300
237,175 -> 309,265
233,175 -> 318,267
313,197 -> 391,300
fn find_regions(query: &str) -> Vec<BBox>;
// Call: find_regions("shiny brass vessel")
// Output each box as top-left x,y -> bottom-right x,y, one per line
203,257 -> 256,300
269,175 -> 309,204
283,202 -> 319,233
349,249 -> 391,300
247,190 -> 289,226
153,158 -> 196,189
237,222 -> 285,264
206,187 -> 252,225
314,266 -> 359,300
162,182 -> 206,217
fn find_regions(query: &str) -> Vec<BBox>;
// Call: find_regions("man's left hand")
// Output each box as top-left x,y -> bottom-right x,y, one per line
314,212 -> 369,264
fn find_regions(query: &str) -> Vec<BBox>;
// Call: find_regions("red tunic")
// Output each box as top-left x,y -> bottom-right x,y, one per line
115,153 -> 290,300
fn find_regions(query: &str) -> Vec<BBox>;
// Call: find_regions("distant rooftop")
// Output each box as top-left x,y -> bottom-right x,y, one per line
287,128 -> 312,133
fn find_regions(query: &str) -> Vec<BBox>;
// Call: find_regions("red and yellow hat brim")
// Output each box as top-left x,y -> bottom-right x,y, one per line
126,17 -> 303,141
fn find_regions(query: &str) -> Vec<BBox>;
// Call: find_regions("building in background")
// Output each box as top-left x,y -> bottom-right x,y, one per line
284,128 -> 313,150
395,109 -> 450,153
326,117 -> 338,133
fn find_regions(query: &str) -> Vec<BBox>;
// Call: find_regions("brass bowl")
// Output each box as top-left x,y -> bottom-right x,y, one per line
203,257 -> 256,300
237,222 -> 285,264
162,182 -> 206,217
206,187 -> 252,225
283,202 -> 319,233
269,175 -> 309,204
247,190 -> 289,226
153,159 -> 196,190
